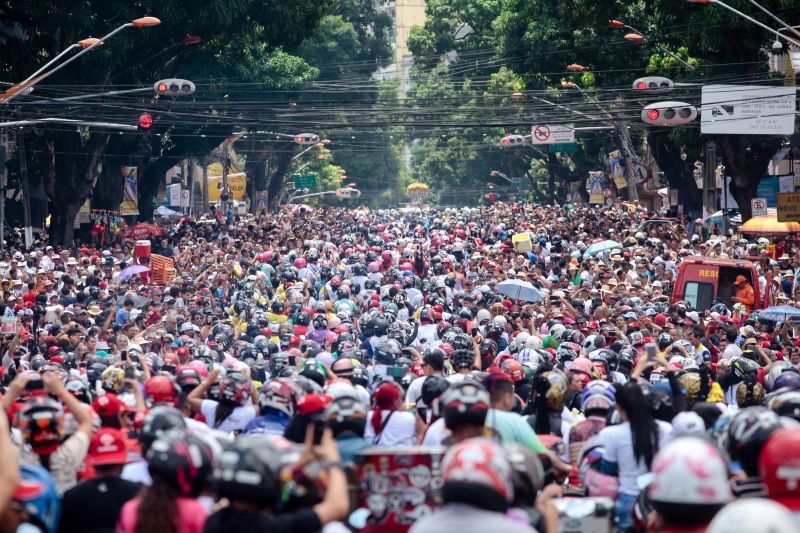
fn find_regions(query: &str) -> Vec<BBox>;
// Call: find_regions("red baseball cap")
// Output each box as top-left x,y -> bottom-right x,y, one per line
92,393 -> 127,418
89,428 -> 129,466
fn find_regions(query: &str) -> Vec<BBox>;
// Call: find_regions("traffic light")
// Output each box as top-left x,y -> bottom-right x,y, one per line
153,78 -> 195,96
294,133 -> 320,145
631,76 -> 674,94
499,135 -> 526,147
137,113 -> 154,157
641,101 -> 697,126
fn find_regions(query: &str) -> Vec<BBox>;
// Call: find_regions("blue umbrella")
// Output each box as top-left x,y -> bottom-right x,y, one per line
584,240 -> 622,256
756,305 -> 800,322
497,279 -> 544,303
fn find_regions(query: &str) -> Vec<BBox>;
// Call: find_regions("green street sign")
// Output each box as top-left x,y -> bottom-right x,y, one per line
293,175 -> 317,189
549,143 -> 577,153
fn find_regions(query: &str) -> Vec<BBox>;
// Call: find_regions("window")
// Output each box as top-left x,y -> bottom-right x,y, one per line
685,281 -> 715,311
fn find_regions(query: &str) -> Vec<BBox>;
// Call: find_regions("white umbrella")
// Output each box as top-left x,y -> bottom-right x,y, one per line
497,279 -> 545,303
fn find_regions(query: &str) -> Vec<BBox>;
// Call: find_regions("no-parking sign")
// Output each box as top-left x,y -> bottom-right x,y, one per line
531,124 -> 575,145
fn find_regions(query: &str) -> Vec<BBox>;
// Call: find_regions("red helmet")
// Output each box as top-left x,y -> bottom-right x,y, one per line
500,359 -> 525,382
569,357 -> 595,377
381,250 -> 393,263
759,428 -> 800,511
410,360 -> 425,377
442,438 -> 513,510
219,373 -> 252,406
257,378 -> 302,417
294,257 -> 307,269
439,343 -> 454,358
162,352 -> 179,370
176,346 -> 190,361
145,376 -> 179,407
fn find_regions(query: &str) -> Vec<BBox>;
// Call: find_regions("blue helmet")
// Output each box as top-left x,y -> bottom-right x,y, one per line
15,465 -> 61,533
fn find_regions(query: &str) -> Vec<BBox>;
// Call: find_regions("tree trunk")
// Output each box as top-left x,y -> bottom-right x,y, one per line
647,130 -> 702,214
718,135 -> 778,222
38,130 -> 110,245
615,120 -> 640,202
266,149 -> 295,210
138,156 -> 181,221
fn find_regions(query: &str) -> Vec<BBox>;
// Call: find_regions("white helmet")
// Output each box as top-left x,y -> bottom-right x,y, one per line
549,323 -> 566,340
476,309 -> 492,324
493,316 -> 507,328
648,437 -> 730,505
707,498 -> 798,533
525,336 -> 543,350
516,348 -> 543,365
513,332 -> 531,350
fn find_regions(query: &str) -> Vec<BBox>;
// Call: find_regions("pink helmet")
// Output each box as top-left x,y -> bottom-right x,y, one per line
368,261 -> 381,273
294,257 -> 307,269
400,262 -> 413,271
186,360 -> 208,379
584,466 -> 621,498
568,357 -> 595,377
381,250 -> 393,263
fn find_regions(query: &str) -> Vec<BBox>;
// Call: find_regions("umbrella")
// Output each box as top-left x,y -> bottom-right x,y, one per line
120,222 -> 166,241
406,182 -> 429,191
497,279 -> 545,303
740,213 -> 800,236
119,265 -> 150,281
755,305 -> 800,322
291,204 -> 313,214
584,240 -> 622,256
154,206 -> 182,218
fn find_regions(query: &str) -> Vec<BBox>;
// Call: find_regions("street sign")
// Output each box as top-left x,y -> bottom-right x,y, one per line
335,187 -> 361,199
777,193 -> 800,222
531,123 -> 575,145
293,174 -> 317,189
701,85 -> 796,135
751,198 -> 768,217
549,143 -> 577,153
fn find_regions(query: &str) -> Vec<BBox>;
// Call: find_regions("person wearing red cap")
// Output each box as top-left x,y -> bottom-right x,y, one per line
60,428 -> 141,533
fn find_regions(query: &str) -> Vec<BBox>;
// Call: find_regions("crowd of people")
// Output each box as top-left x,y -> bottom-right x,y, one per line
0,201 -> 797,533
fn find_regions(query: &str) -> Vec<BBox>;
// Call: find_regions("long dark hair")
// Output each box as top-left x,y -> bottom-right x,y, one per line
616,383 -> 660,469
214,401 -> 236,429
135,474 -> 178,533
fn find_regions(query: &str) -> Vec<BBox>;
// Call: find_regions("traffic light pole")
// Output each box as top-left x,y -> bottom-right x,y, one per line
703,141 -> 717,219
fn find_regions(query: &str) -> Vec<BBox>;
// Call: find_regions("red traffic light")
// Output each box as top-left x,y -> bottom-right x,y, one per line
647,109 -> 660,121
156,82 -> 168,93
636,81 -> 646,89
138,114 -> 153,129
500,138 -> 510,146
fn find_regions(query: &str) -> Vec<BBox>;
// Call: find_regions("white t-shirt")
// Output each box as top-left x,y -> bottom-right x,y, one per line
723,344 -> 742,361
422,417 -> 450,446
598,420 -> 673,495
405,376 -> 426,406
363,409 -> 417,447
200,399 -> 256,432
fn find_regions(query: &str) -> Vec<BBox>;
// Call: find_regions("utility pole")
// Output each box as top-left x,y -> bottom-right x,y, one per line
17,134 -> 32,249
703,141 -> 717,219
0,133 -> 7,251
202,156 -> 209,214
187,158 -> 195,216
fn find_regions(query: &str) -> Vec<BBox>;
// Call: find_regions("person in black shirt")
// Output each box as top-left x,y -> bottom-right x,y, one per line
204,426 -> 349,533
60,428 -> 141,533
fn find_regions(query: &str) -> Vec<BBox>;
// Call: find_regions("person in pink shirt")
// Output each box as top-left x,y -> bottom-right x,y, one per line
117,433 -> 213,533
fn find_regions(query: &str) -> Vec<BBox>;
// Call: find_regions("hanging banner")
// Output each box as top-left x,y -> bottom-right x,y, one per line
198,171 -> 247,202
609,150 -> 627,190
587,171 -> 605,204
254,191 -> 269,216
168,184 -> 182,207
120,166 -> 139,216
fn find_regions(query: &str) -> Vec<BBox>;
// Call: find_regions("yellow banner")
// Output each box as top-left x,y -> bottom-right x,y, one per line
120,166 -> 139,216
199,172 -> 247,202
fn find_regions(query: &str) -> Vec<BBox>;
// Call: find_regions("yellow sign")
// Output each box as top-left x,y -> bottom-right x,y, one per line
777,192 -> 800,222
698,269 -> 718,278
199,172 -> 247,202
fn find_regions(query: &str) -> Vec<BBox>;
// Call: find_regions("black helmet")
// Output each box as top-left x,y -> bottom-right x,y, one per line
726,406 -> 789,476
440,381 -> 490,430
176,368 -> 202,393
146,433 -> 213,497
139,405 -> 187,452
373,339 -> 402,365
325,395 -> 368,436
269,353 -> 290,376
213,437 -> 284,507
271,300 -> 285,314
452,349 -> 475,370
421,376 -> 449,407
295,311 -> 311,326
